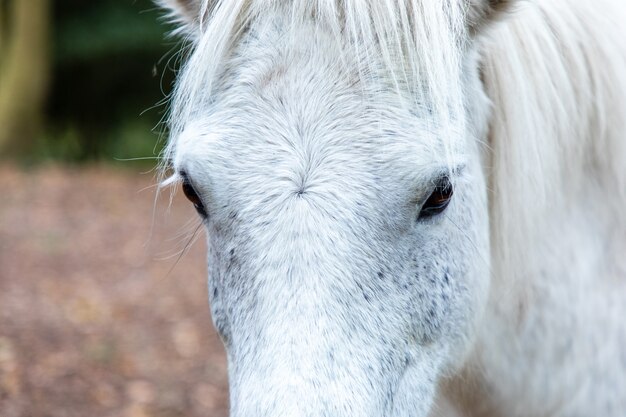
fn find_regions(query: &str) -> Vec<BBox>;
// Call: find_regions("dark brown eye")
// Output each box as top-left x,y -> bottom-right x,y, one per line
180,173 -> 207,218
418,177 -> 453,220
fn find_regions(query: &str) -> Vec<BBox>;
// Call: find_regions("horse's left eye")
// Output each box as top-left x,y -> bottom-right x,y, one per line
418,178 -> 454,220
180,173 -> 208,218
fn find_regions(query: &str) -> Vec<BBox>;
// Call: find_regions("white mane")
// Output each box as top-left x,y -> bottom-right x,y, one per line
482,0 -> 626,298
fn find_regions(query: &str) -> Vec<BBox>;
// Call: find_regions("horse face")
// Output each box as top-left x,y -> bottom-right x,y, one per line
164,3 -> 502,416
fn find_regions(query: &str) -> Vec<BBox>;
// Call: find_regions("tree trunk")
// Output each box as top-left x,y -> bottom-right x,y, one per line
0,0 -> 51,156
0,2 -> 5,59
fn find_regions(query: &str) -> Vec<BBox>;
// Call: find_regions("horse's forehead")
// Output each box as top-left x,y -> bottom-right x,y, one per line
208,30 -> 431,150
178,96 -> 439,184
174,15 -> 461,182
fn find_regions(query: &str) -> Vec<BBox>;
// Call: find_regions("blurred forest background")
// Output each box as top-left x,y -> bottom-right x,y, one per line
0,0 -> 176,163
0,2 -> 229,417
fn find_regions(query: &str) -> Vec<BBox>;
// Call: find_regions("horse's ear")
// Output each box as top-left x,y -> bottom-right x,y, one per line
466,0 -> 519,36
158,0 -> 206,36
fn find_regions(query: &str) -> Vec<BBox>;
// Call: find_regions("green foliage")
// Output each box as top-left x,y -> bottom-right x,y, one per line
55,2 -> 170,64
33,121 -> 165,168
41,0 -> 178,163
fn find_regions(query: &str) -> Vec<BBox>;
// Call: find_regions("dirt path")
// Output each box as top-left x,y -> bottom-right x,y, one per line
0,165 -> 228,417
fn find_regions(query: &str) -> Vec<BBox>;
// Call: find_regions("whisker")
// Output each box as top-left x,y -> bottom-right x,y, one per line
163,221 -> 205,279
113,156 -> 161,162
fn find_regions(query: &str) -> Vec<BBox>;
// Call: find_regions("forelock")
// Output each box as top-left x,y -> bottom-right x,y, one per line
164,1 -> 473,169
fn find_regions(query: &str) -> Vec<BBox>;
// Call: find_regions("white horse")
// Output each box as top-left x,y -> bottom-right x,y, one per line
157,0 -> 626,415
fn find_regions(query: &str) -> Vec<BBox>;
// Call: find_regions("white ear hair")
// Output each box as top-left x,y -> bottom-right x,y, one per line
466,0 -> 520,36
157,0 -> 206,37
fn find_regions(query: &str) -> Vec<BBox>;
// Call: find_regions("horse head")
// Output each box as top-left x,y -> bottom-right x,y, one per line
158,1 -> 517,416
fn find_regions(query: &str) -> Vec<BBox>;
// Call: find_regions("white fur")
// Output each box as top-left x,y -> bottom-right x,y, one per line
157,1 -> 626,416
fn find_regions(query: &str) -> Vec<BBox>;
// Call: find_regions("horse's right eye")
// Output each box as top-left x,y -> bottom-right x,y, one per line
180,173 -> 208,218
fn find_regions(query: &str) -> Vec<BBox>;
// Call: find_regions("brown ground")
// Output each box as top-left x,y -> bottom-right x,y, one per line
0,165 -> 228,417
